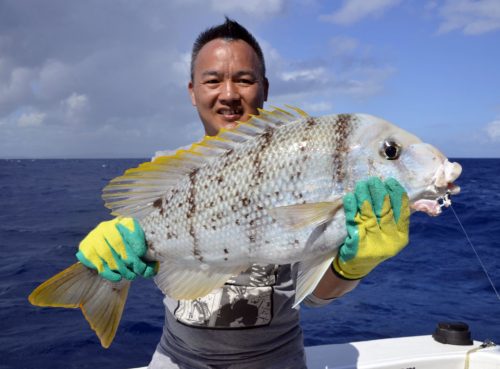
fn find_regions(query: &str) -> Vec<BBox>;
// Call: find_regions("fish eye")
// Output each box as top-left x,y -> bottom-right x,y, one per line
381,140 -> 401,160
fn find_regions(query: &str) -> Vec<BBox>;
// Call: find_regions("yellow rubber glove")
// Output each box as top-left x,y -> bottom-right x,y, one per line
76,217 -> 157,282
333,177 -> 410,280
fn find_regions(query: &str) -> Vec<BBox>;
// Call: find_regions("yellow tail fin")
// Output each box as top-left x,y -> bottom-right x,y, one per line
28,262 -> 131,348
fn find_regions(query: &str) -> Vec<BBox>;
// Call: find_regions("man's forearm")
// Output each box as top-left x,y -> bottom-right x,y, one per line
312,266 -> 360,300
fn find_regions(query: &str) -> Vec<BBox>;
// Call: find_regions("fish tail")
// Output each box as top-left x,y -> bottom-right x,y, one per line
28,262 -> 130,348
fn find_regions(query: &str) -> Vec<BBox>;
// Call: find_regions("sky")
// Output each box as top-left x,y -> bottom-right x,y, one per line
1,0 -> 499,158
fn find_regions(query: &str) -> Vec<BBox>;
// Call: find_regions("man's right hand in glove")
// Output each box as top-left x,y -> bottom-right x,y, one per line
76,217 -> 157,282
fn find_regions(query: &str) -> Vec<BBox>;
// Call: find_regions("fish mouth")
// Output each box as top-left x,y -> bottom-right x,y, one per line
410,160 -> 462,217
410,183 -> 460,217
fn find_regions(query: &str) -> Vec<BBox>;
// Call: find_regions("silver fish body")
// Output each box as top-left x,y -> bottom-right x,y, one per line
103,107 -> 462,302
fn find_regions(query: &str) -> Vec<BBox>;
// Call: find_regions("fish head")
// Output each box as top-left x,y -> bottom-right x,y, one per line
346,114 -> 462,216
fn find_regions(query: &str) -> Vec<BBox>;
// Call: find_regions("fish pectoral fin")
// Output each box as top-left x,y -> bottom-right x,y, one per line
28,262 -> 130,348
293,254 -> 336,308
268,199 -> 343,231
154,262 -> 247,300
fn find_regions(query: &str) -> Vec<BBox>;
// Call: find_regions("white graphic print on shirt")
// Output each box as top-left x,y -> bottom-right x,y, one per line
174,264 -> 279,328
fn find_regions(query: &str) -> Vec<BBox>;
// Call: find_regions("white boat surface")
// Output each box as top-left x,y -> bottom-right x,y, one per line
131,335 -> 499,369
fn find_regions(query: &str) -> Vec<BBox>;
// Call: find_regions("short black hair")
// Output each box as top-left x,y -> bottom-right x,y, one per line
190,17 -> 266,81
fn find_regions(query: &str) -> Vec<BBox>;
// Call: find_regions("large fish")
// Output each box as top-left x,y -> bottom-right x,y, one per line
29,106 -> 462,347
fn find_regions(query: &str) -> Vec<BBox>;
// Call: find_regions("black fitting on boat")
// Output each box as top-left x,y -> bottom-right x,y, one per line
432,322 -> 473,345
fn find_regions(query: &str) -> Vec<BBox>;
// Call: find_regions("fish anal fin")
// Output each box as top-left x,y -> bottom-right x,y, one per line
268,199 -> 343,231
28,262 -> 130,348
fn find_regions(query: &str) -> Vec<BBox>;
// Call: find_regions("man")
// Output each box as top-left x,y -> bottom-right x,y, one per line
77,19 -> 410,369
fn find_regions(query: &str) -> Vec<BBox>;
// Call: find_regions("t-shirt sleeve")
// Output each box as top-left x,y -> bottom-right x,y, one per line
302,293 -> 336,308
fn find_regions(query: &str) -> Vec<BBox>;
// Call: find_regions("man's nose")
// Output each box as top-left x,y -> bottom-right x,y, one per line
219,81 -> 240,102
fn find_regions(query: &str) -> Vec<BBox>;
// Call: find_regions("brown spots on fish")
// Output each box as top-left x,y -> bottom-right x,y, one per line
193,245 -> 203,263
216,175 -> 224,184
187,168 -> 203,263
241,197 -> 251,207
153,198 -> 165,216
187,169 -> 198,219
292,191 -> 304,201
250,126 -> 275,188
332,114 -> 354,182
147,240 -> 156,252
224,248 -> 229,254
153,198 -> 162,208
305,117 -> 317,131
290,171 -> 302,181
166,231 -> 178,240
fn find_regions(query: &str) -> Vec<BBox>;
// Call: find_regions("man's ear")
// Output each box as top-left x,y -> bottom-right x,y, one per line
188,81 -> 196,106
263,77 -> 269,102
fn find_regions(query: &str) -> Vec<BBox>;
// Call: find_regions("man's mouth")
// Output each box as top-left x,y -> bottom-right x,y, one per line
218,108 -> 243,122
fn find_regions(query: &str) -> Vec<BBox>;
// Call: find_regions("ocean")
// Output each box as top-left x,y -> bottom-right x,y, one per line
1,158 -> 499,369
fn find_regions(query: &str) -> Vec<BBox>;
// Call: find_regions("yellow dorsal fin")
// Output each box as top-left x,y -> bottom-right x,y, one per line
102,106 -> 310,218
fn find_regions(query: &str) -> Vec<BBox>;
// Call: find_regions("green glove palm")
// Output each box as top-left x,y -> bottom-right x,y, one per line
76,217 -> 157,282
333,177 -> 410,280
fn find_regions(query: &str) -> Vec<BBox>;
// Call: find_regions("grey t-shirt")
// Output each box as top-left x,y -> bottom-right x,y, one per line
155,264 -> 307,368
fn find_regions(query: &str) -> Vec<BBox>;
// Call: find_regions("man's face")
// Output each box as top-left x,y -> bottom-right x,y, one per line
189,39 -> 269,136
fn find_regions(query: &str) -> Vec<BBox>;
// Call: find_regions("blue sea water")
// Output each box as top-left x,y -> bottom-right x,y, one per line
0,158 -> 499,369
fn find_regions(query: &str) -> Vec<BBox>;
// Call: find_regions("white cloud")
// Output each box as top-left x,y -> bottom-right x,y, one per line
0,61 -> 34,112
261,34 -> 394,106
170,52 -> 191,86
301,101 -> 333,113
437,0 -> 500,35
61,92 -> 89,124
37,59 -> 73,100
279,67 -> 328,82
320,0 -> 401,25
17,111 -> 46,127
64,92 -> 88,111
485,119 -> 500,140
210,0 -> 285,16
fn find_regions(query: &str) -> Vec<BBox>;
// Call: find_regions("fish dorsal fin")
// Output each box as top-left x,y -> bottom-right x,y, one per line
102,106 -> 309,218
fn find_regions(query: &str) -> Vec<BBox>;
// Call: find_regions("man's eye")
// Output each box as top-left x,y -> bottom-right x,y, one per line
238,79 -> 254,85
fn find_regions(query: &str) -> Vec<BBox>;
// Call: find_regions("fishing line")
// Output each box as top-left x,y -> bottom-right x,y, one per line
449,204 -> 500,301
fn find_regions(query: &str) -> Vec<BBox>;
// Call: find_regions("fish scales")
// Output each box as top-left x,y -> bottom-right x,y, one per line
141,113 -> 359,267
